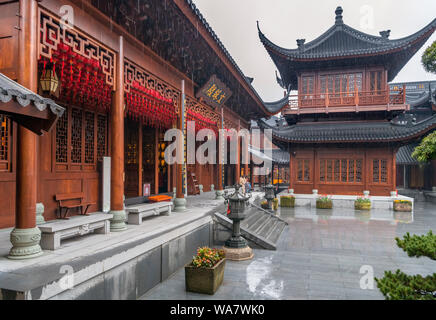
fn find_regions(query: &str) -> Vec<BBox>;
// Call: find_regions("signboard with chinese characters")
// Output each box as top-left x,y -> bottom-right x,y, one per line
196,75 -> 232,109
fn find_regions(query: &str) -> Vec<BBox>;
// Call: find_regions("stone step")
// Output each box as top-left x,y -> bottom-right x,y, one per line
259,218 -> 279,239
241,211 -> 263,228
247,213 -> 270,233
267,221 -> 286,244
254,215 -> 275,236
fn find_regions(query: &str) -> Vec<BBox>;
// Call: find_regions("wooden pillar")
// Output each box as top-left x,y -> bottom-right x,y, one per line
109,36 -> 127,231
154,127 -> 159,195
138,124 -> 143,196
235,120 -> 241,184
174,80 -> 187,211
215,108 -> 224,199
9,0 -> 42,259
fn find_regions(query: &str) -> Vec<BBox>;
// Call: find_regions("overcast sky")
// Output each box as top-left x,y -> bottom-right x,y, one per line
193,0 -> 436,102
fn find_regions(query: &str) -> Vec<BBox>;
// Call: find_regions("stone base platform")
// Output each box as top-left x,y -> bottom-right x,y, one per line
0,192 -> 225,300
223,246 -> 254,261
279,192 -> 415,211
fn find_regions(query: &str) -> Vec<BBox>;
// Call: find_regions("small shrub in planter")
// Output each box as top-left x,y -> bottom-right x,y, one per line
185,247 -> 226,295
316,195 -> 332,209
355,197 -> 371,210
260,200 -> 269,209
393,200 -> 413,212
280,195 -> 295,208
273,198 -> 279,211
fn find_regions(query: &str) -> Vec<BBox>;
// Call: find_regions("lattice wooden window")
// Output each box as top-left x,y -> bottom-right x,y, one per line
85,112 -> 95,164
71,108 -> 83,163
320,158 -> 363,183
97,114 -> 107,161
373,159 -> 388,183
296,159 -> 310,182
0,115 -> 11,172
56,110 -> 68,163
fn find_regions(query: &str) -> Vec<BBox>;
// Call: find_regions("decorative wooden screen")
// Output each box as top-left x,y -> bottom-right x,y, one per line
0,115 -> 11,172
296,159 -> 311,182
142,127 -> 156,194
55,107 -> 107,170
55,110 -> 68,164
319,159 -> 363,183
97,114 -> 107,161
373,159 -> 388,183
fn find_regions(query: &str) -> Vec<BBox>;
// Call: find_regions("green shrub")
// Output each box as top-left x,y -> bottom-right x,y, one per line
376,270 -> 436,300
396,231 -> 436,260
280,195 -> 295,208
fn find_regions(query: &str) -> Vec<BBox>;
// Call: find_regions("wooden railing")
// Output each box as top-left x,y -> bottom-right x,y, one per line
287,85 -> 406,110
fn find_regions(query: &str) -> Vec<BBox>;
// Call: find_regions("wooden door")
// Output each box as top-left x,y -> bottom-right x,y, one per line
124,119 -> 139,198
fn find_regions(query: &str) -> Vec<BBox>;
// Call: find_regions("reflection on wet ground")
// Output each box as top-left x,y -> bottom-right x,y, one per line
141,201 -> 436,300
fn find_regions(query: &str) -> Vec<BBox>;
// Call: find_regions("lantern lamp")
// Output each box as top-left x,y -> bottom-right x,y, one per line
40,68 -> 59,95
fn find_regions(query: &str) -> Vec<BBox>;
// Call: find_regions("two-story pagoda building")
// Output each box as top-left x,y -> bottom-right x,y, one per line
258,7 -> 436,196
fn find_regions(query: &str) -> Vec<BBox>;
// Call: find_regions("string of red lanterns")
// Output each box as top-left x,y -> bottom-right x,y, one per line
38,40 -> 112,113
125,81 -> 176,129
186,109 -> 218,134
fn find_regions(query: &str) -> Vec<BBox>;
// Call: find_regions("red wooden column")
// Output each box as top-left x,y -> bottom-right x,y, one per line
109,36 -> 127,231
235,120 -> 241,184
8,0 -> 43,259
174,80 -> 187,211
215,108 -> 224,199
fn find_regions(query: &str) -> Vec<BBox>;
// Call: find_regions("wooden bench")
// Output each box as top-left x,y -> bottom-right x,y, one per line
54,193 -> 96,219
125,201 -> 172,225
39,213 -> 112,250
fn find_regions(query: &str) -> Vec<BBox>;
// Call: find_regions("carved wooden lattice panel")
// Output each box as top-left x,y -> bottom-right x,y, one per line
124,59 -> 180,109
39,9 -> 115,87
97,114 -> 107,161
0,115 -> 10,171
85,112 -> 95,164
71,108 -> 83,164
55,110 -> 68,164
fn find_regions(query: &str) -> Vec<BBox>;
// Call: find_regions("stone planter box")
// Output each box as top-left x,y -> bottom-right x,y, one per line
316,200 -> 333,209
393,201 -> 412,212
355,202 -> 371,211
280,196 -> 295,208
185,258 -> 226,295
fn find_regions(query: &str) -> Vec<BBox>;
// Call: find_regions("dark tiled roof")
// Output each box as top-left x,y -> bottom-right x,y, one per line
258,116 -> 436,143
396,143 -> 420,165
263,96 -> 289,114
258,7 -> 436,89
249,145 -> 290,165
0,73 -> 64,117
185,0 -> 284,116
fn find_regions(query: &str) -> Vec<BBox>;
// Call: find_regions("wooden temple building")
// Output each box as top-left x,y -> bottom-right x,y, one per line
257,7 -> 436,196
0,0 -> 287,259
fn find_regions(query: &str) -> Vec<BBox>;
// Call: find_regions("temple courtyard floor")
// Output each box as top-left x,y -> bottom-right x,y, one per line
141,201 -> 436,300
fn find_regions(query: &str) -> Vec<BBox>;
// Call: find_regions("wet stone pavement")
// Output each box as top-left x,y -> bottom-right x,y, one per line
141,201 -> 436,300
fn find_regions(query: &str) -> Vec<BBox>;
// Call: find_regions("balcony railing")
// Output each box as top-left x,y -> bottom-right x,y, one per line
286,85 -> 407,113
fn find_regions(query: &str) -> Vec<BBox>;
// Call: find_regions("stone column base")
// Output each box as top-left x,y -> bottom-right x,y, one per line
215,190 -> 224,200
110,210 -> 127,232
223,246 -> 254,261
8,227 -> 43,260
173,197 -> 187,212
36,203 -> 45,225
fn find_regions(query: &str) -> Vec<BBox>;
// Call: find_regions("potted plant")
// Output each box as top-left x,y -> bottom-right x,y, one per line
185,247 -> 226,295
273,198 -> 279,211
316,195 -> 333,209
260,200 -> 269,209
355,197 -> 371,210
393,200 -> 413,212
280,195 -> 295,208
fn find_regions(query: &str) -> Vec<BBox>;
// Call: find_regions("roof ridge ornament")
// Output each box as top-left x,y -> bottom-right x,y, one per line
335,6 -> 344,25
379,30 -> 391,40
296,39 -> 306,51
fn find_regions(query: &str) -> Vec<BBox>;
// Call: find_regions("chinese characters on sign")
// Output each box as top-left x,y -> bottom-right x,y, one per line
197,75 -> 232,109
